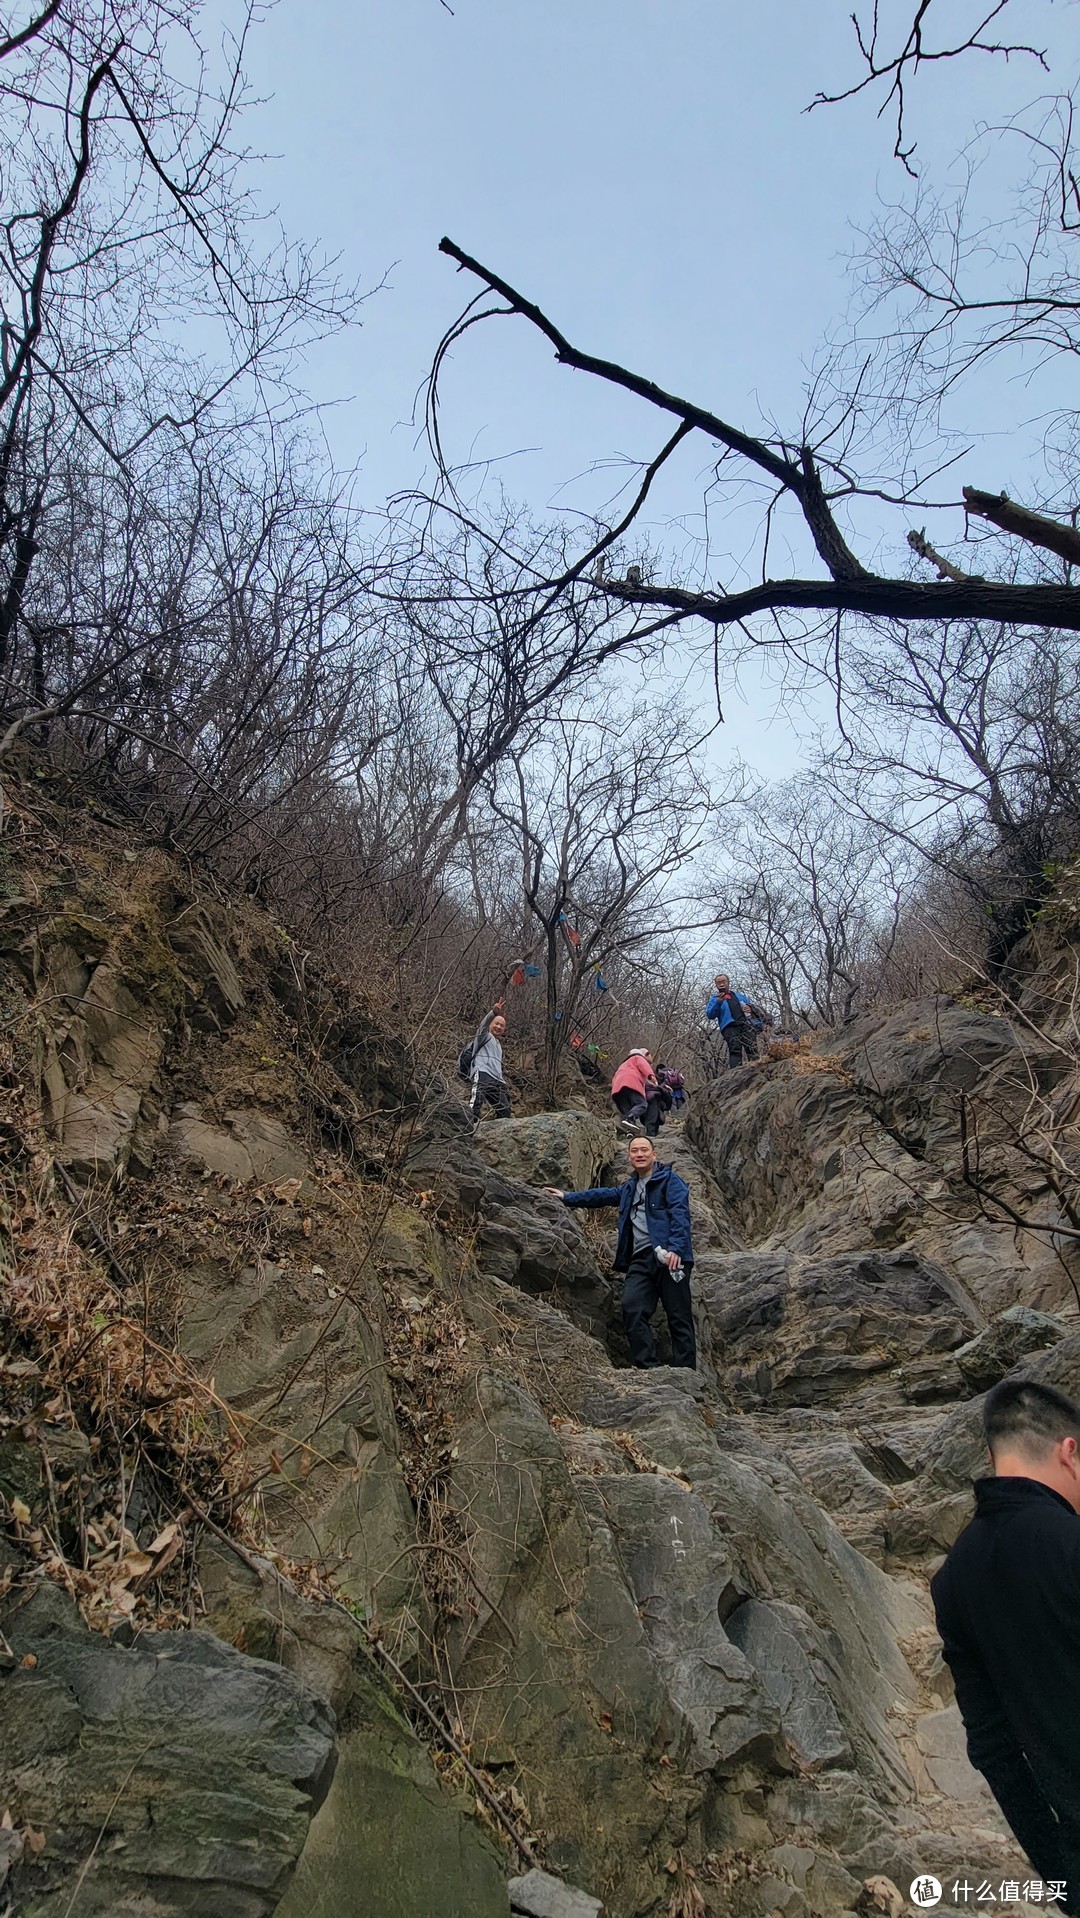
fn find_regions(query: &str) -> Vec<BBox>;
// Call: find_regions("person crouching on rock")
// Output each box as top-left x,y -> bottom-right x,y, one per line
610,1047 -> 662,1135
657,1064 -> 686,1113
543,1136 -> 696,1369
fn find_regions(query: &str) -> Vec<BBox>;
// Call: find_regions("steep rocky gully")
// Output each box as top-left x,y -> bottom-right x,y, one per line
2,785 -> 1079,1918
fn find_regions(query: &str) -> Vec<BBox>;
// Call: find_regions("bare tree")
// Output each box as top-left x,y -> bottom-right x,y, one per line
816,615 -> 1080,967
377,511 -> 674,878
706,778 -> 908,1028
482,696 -> 720,1098
0,0 -> 357,745
1,430 -> 378,860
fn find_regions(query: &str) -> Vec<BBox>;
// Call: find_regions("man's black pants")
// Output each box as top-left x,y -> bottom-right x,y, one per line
724,1024 -> 757,1068
983,1763 -> 1080,1915
471,1071 -> 511,1119
620,1247 -> 696,1368
613,1088 -> 663,1135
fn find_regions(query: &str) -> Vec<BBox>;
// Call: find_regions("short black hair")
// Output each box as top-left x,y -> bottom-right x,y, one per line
983,1377 -> 1080,1459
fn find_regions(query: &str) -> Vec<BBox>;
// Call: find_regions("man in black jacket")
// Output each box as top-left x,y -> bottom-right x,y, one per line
931,1378 -> 1080,1911
543,1135 -> 696,1368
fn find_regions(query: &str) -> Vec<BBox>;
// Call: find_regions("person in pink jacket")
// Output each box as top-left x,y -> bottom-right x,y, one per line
611,1048 -> 662,1135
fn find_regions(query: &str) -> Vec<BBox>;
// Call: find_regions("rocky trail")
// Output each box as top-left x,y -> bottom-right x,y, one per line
2,801 -> 1079,1918
457,1104 -> 1052,1917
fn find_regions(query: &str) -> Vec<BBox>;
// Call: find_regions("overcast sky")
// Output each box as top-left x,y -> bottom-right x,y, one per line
242,0 -> 1068,774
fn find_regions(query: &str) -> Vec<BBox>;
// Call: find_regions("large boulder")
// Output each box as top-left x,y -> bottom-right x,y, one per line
442,1370 -> 704,1914
688,997 -> 1080,1316
579,1370 -> 923,1805
404,1114 -> 615,1339
724,1599 -> 852,1771
196,1542 -> 511,1918
474,1174 -> 614,1336
0,1576 -> 334,1917
953,1305 -> 1067,1392
582,1471 -> 784,1772
277,1720 -> 510,1918
472,1111 -> 615,1194
509,1869 -> 601,1918
696,1246 -> 979,1410
178,1233 -> 423,1643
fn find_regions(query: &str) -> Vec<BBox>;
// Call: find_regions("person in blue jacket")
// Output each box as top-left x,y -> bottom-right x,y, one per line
705,972 -> 764,1068
543,1135 -> 695,1369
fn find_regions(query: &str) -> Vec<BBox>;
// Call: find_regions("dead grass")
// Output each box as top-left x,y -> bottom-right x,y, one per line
791,1048 -> 852,1082
764,1037 -> 799,1061
761,1034 -> 853,1082
0,773 -> 561,1872
0,1033 -> 246,1631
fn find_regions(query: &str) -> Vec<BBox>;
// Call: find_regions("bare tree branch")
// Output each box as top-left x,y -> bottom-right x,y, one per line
0,0 -> 61,62
963,486 -> 1080,567
810,1 -> 1047,172
599,571 -> 1080,634
438,236 -> 870,584
437,238 -> 1080,639
907,526 -> 983,582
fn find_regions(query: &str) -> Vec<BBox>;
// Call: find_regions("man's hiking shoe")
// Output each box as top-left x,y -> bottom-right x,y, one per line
618,1118 -> 638,1131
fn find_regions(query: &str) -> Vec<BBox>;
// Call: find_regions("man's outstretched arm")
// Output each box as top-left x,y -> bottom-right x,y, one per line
543,1185 -> 621,1207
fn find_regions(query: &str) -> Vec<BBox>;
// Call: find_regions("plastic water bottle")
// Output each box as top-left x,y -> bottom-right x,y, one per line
655,1246 -> 684,1280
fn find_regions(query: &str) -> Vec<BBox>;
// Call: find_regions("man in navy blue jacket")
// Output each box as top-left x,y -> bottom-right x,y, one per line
544,1136 -> 696,1368
932,1378 -> 1080,1911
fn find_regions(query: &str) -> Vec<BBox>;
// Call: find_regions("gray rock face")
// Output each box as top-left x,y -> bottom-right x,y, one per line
782,1434 -> 891,1516
25,892 -> 248,1181
194,1542 -> 511,1918
170,1101 -> 311,1187
509,1868 -> 602,1918
473,1111 -> 615,1194
405,1118 -> 615,1339
726,1599 -> 852,1771
441,1369 -> 705,1908
41,956 -> 166,1178
696,1246 -> 979,1410
278,1720 -> 510,1918
911,1703 -> 993,1803
762,1842 -> 863,1917
586,1471 -> 784,1772
688,995 -> 1080,1317
475,1172 -> 614,1335
953,1305 -> 1066,1391
0,1578 -> 335,1917
919,1329 -> 1080,1490
178,1231 -> 422,1638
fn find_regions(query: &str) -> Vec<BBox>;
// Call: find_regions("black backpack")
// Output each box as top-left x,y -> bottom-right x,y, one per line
456,1043 -> 475,1081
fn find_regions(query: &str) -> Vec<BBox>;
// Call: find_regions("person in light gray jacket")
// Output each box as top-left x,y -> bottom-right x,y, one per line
468,999 -> 511,1121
